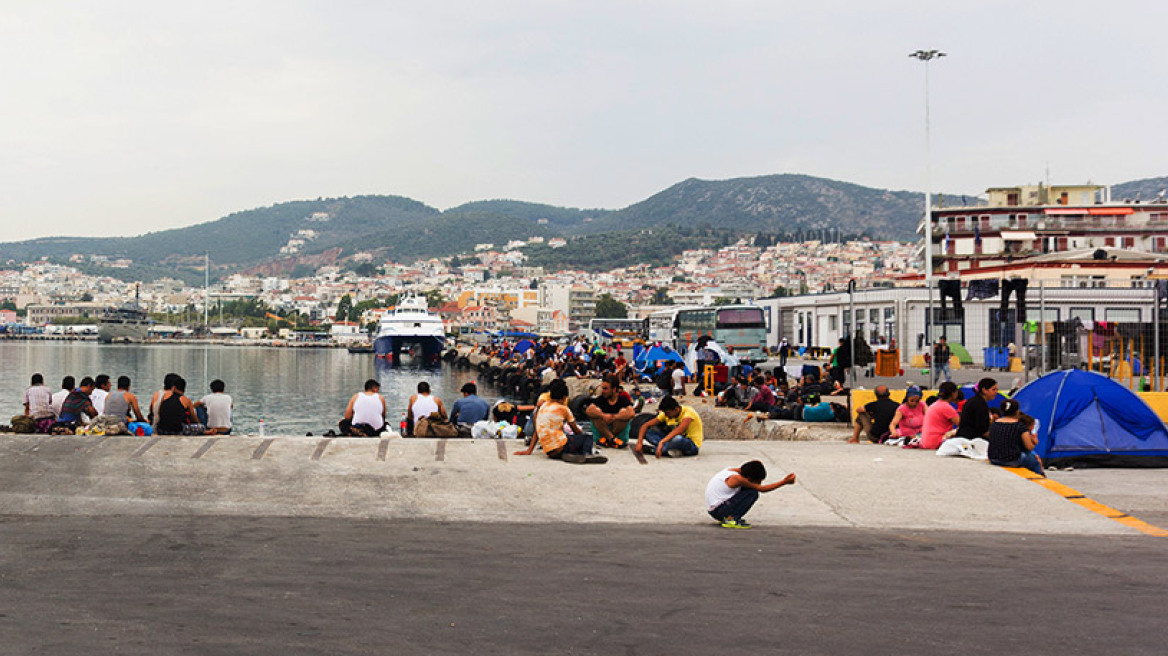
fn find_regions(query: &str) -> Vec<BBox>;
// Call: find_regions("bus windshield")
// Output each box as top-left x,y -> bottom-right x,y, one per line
716,308 -> 765,327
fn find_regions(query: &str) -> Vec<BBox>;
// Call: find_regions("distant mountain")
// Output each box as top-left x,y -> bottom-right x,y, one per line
1111,176 -> 1168,203
589,174 -> 932,241
3,172 -> 1159,283
0,195 -> 437,270
443,200 -> 612,231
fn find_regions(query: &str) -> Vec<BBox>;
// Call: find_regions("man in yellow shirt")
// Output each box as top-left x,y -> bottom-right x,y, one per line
634,396 -> 703,458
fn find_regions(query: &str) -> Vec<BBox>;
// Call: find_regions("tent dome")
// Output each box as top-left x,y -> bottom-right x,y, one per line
1013,370 -> 1168,466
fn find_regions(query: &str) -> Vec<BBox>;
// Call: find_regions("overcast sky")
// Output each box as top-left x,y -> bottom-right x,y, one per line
1,1 -> 1165,242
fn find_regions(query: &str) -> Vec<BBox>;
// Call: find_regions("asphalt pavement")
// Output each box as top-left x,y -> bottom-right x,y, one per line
0,516 -> 1164,656
3,427 -> 1167,655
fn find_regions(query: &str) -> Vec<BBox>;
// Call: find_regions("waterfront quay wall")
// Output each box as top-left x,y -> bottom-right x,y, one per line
465,349 -> 849,442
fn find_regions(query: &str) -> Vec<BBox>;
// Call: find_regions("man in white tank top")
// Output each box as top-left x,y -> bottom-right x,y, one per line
406,381 -> 445,436
341,379 -> 387,437
704,460 -> 796,529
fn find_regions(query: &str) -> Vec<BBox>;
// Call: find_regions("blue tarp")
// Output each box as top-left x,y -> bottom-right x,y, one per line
1013,369 -> 1168,462
513,339 -> 535,354
634,345 -> 688,376
960,384 -> 1008,410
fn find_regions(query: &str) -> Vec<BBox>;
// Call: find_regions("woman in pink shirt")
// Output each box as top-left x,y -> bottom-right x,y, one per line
889,386 -> 926,439
920,381 -> 961,449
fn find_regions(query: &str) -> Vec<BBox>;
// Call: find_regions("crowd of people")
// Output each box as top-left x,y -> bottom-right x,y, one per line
4,331 -> 823,530
17,372 -> 233,436
850,377 -> 1043,476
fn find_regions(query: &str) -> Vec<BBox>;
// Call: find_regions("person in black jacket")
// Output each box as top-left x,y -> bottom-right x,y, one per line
850,385 -> 900,443
957,378 -> 998,439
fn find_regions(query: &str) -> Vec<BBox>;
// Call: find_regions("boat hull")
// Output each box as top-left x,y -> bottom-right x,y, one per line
98,320 -> 150,344
373,335 -> 446,363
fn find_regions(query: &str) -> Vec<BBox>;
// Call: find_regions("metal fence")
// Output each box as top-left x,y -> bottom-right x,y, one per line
920,278 -> 1164,391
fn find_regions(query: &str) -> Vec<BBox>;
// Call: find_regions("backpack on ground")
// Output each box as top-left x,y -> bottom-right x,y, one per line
10,415 -> 35,434
416,411 -> 459,438
627,412 -> 657,446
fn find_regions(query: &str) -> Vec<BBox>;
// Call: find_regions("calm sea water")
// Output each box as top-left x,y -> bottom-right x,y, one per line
0,342 -> 497,435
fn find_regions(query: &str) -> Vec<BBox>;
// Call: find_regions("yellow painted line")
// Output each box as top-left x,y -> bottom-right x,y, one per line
1003,467 -> 1168,537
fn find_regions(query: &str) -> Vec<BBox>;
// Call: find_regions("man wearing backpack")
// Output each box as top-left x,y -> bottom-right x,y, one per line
655,363 -> 674,395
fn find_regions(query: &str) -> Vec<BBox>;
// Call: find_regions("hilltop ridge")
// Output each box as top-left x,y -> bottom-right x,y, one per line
0,172 -> 1042,282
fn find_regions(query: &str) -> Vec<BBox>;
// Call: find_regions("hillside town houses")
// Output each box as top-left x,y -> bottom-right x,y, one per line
0,238 -> 920,336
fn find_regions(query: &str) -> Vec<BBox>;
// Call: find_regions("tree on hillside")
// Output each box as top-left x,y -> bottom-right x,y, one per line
425,289 -> 445,308
713,297 -> 736,306
595,294 -> 628,318
651,287 -> 672,305
349,298 -> 383,324
770,285 -> 791,298
335,294 -> 353,322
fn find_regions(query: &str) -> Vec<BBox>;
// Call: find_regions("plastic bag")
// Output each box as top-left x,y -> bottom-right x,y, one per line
471,420 -> 496,440
936,437 -> 988,460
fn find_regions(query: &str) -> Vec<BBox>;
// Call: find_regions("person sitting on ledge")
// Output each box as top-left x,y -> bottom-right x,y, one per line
154,376 -> 199,436
57,376 -> 98,426
449,382 -> 491,426
406,381 -> 445,437
889,386 -> 926,441
514,379 -> 606,464
635,395 -> 703,458
987,399 -> 1043,477
340,379 -> 387,437
584,374 -> 635,448
850,385 -> 899,444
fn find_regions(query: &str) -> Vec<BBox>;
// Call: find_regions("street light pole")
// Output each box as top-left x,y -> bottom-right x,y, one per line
910,48 -> 945,389
848,279 -> 857,388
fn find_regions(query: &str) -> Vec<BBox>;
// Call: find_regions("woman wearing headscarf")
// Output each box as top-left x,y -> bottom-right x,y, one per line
889,386 -> 926,440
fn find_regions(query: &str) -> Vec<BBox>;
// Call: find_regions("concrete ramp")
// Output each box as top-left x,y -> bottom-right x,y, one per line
0,435 -> 1133,535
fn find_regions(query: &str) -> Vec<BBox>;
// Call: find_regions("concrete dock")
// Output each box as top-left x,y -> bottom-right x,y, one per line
2,434 -> 1161,536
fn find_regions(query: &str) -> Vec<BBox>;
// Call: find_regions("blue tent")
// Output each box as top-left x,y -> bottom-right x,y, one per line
513,338 -> 535,354
632,344 -> 646,362
960,384 -> 1008,410
1013,369 -> 1168,465
634,344 -> 687,376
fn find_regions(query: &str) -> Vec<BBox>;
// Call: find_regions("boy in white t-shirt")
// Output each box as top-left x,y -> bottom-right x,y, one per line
670,362 -> 687,396
194,379 -> 234,435
704,460 -> 796,529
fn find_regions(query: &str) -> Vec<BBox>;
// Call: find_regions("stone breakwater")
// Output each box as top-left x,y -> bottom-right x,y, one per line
462,348 -> 850,442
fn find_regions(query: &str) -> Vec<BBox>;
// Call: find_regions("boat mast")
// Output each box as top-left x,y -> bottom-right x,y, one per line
203,252 -> 210,328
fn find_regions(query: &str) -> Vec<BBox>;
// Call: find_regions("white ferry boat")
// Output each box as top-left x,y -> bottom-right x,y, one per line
373,293 -> 445,363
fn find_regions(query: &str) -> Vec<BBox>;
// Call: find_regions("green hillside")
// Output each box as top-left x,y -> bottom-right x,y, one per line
442,200 -> 611,231
0,195 -> 437,267
332,210 -> 555,262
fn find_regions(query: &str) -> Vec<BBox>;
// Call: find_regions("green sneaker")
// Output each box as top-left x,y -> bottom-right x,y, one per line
720,518 -> 751,529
